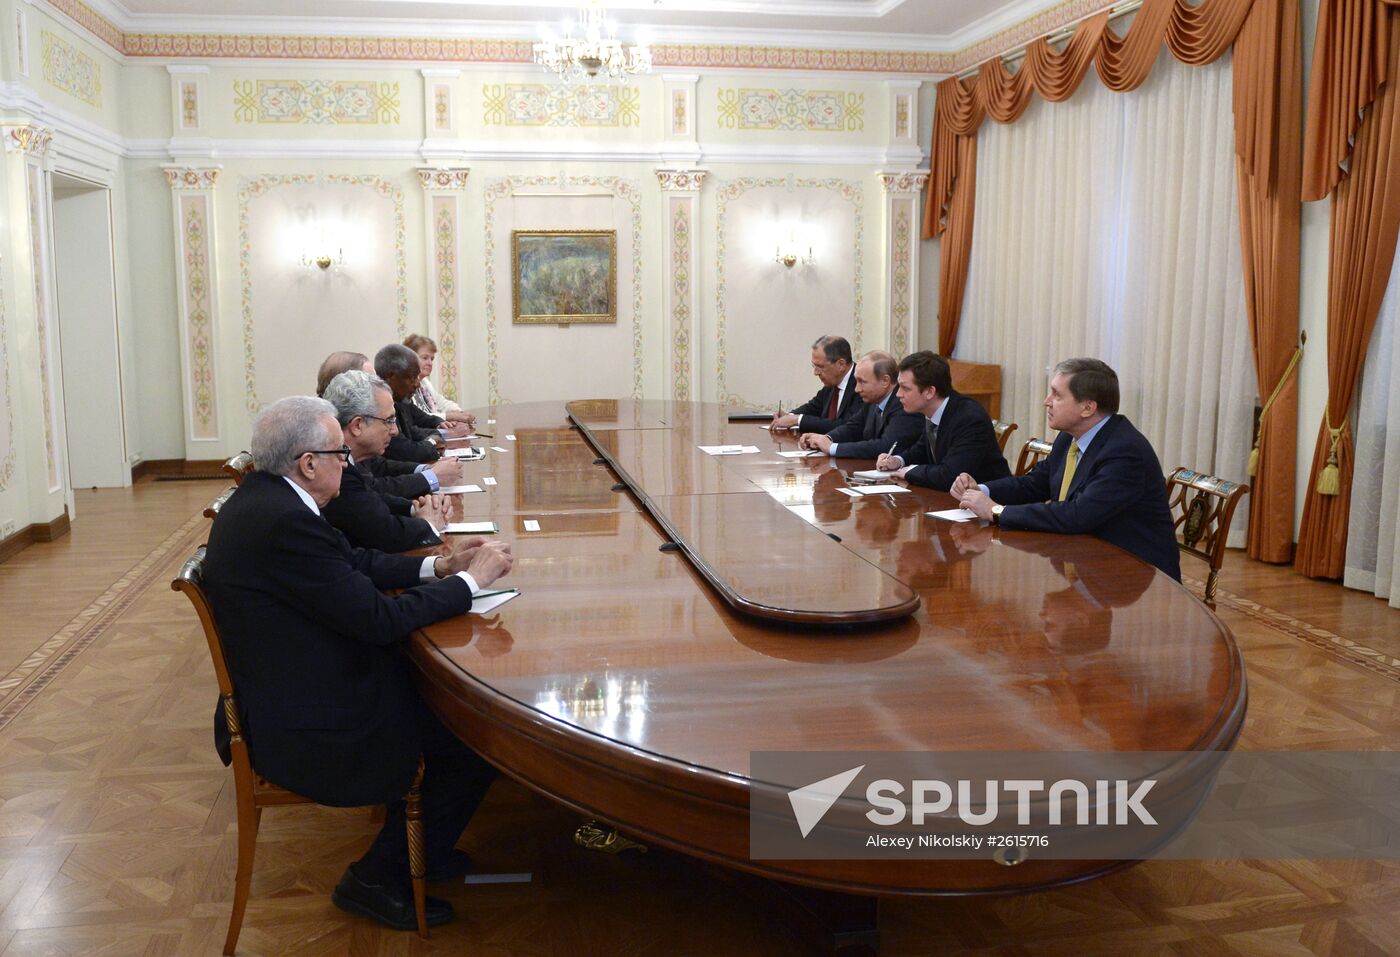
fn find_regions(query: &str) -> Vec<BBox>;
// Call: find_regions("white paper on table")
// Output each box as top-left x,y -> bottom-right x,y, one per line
490,446 -> 510,453
777,450 -> 821,459
470,589 -> 518,614
522,519 -> 541,532
699,445 -> 761,455
483,476 -> 497,486
835,486 -> 860,497
444,447 -> 485,459
438,484 -> 483,494
850,484 -> 910,495
853,469 -> 893,480
444,521 -> 498,534
926,508 -> 980,522
506,434 -> 517,441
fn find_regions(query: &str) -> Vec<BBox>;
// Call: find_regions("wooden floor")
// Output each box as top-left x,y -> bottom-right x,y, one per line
1,480 -> 1399,956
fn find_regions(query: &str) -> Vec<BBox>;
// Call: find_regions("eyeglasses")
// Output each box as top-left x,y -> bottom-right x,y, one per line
300,446 -> 352,463
362,414 -> 398,428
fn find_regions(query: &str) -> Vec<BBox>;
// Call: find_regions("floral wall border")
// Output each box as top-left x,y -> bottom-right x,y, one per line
714,176 -> 865,409
237,173 -> 408,415
481,174 -> 644,406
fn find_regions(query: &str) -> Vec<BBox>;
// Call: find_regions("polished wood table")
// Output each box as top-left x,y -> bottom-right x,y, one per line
409,400 -> 1246,933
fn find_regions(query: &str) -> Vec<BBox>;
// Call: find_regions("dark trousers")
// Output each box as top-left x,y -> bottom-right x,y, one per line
357,701 -> 496,887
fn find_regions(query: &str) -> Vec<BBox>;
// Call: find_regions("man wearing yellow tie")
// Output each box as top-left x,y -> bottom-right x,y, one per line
953,358 -> 1181,581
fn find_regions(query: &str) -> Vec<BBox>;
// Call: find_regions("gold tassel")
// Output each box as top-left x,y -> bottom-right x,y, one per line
1316,411 -> 1345,496
1317,459 -> 1341,495
1247,444 -> 1260,476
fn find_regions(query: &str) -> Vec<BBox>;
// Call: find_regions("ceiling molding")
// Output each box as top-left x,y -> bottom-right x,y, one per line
36,0 -> 1118,77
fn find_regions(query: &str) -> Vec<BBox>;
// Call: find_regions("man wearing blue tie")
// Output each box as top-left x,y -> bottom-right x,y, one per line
954,358 -> 1181,581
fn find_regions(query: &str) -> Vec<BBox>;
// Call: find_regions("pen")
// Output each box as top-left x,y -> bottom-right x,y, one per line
473,432 -> 495,439
474,587 -> 517,598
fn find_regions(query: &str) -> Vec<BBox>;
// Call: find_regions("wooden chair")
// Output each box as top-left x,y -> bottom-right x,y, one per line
948,358 -> 1002,419
203,487 -> 237,520
222,452 -> 255,486
172,548 -> 428,954
992,420 -> 1017,453
1014,437 -> 1054,476
1165,468 -> 1250,607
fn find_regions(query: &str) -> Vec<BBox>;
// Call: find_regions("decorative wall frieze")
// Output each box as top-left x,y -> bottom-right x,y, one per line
2,124 -> 54,157
41,30 -> 101,107
162,165 -> 221,189
416,167 -> 470,190
654,168 -> 707,192
877,170 -> 929,194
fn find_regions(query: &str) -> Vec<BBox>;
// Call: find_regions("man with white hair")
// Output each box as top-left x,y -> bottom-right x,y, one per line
203,395 -> 513,931
322,370 -> 450,552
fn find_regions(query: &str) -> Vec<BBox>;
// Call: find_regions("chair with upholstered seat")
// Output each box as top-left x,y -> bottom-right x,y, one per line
172,548 -> 428,954
1165,468 -> 1249,606
992,420 -> 1017,453
222,452 -> 255,486
1014,437 -> 1054,476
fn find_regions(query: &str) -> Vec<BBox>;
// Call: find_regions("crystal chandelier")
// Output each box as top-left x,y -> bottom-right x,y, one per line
533,0 -> 652,82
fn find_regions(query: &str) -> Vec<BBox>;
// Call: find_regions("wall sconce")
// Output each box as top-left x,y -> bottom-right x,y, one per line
774,233 -> 815,269
299,246 -> 344,271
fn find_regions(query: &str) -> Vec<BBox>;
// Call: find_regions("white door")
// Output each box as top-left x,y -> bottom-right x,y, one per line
52,177 -> 128,489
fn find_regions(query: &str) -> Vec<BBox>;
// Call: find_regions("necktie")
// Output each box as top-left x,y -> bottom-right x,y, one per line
1057,440 -> 1081,501
927,420 -> 939,463
824,386 -> 839,420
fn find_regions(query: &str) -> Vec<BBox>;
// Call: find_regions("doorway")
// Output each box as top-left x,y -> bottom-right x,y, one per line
50,173 -> 128,489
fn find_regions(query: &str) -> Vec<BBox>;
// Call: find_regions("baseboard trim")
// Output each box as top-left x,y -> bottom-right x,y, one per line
0,509 -> 72,564
132,458 -> 225,481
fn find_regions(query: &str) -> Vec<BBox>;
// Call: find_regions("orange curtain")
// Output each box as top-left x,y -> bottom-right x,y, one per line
921,0 -> 1302,562
1295,3 -> 1400,578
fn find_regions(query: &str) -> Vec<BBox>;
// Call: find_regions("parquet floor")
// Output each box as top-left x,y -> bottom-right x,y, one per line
1,481 -> 1398,956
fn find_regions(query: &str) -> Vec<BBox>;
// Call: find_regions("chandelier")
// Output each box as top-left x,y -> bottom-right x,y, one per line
533,0 -> 652,82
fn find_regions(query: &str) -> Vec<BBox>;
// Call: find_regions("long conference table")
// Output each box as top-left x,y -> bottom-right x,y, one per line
408,399 -> 1246,945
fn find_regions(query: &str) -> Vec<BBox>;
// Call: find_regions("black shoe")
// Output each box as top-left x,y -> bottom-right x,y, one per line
331,863 -> 454,930
425,848 -> 473,883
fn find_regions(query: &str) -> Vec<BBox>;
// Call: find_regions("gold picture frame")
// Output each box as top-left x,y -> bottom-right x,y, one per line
511,229 -> 618,324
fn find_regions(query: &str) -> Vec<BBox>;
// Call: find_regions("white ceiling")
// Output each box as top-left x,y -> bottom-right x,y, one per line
92,0 -> 1066,51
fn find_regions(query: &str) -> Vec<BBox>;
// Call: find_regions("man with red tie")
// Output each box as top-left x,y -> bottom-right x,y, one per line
954,358 -> 1181,581
772,335 -> 863,433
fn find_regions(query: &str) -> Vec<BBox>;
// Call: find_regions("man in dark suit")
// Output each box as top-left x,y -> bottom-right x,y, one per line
374,344 -> 470,463
955,358 -> 1181,580
874,351 -> 1010,491
315,349 -> 465,495
204,395 -> 514,931
772,335 -> 863,434
798,350 -> 923,458
322,370 -> 449,552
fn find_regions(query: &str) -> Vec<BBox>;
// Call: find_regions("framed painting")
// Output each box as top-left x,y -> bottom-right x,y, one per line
511,229 -> 617,324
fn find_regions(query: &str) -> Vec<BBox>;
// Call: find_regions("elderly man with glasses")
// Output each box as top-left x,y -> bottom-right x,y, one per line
321,370 -> 451,552
203,395 -> 514,932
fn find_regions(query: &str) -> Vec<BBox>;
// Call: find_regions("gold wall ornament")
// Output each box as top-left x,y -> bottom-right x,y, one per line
654,168 -> 707,192
512,229 -> 617,325
2,124 -> 54,156
574,822 -> 647,855
162,166 -> 221,190
416,167 -> 470,190
878,171 -> 929,194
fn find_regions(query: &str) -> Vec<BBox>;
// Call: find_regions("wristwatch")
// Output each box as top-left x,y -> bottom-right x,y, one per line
991,504 -> 1004,526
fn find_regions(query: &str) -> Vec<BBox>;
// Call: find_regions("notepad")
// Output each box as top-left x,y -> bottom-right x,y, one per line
836,486 -> 860,497
777,450 -> 822,458
444,521 -> 497,534
506,434 -> 517,441
522,519 -> 541,532
853,469 -> 894,480
490,446 -> 510,453
444,447 -> 485,459
438,484 -> 483,494
483,476 -> 497,486
700,445 -> 760,455
926,508 -> 979,522
848,484 -> 909,495
470,589 -> 518,614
